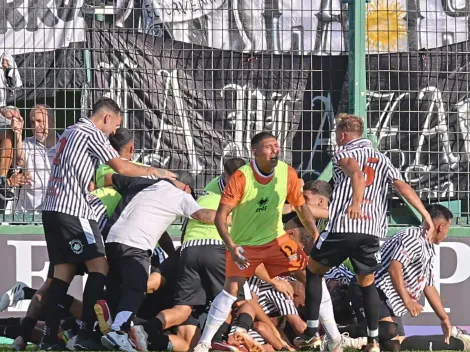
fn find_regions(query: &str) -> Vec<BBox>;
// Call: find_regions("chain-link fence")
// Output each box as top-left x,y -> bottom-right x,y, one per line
0,0 -> 469,225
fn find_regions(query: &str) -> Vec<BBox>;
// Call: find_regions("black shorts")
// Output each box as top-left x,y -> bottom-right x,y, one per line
47,261 -> 88,278
310,232 -> 381,274
173,245 -> 225,307
105,242 -> 152,315
43,211 -> 105,266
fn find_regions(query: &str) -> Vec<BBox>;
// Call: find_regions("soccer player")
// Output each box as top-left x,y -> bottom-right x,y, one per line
39,98 -> 176,350
99,172 -> 217,351
93,127 -> 144,217
283,180 -> 330,227
296,113 -> 434,352
204,157 -> 246,195
139,158 -> 246,339
194,131 -> 319,352
372,204 -> 468,350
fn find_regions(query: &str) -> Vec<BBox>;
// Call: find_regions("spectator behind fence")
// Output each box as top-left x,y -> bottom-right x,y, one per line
14,105 -> 57,214
0,106 -> 27,202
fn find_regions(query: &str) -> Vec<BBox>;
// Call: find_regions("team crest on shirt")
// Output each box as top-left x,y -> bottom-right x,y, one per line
255,197 -> 270,212
69,239 -> 84,255
374,251 -> 382,264
281,245 -> 298,262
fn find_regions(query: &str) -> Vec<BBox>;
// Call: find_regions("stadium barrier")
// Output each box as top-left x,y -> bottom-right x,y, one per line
0,224 -> 469,333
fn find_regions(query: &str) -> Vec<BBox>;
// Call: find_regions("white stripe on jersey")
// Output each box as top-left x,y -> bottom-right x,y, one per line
181,239 -> 224,250
248,277 -> 298,317
326,138 -> 403,237
89,195 -> 108,232
375,226 -> 435,316
42,118 -> 119,219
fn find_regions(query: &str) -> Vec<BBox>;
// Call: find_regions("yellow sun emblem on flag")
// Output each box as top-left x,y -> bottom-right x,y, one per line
366,0 -> 408,53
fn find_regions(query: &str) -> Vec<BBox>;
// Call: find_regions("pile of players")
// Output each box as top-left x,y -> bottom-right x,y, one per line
0,99 -> 469,352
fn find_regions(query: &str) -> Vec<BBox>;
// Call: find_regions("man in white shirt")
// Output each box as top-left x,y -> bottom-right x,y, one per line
99,172 -> 217,351
15,104 -> 58,215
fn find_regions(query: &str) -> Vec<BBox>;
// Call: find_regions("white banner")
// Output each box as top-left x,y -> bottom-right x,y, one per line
152,0 -> 226,23
0,0 -> 86,55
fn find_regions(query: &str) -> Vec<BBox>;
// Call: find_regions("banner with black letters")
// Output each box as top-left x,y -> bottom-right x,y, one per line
2,15 -> 470,200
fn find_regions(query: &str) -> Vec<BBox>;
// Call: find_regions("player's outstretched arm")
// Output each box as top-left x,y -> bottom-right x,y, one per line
293,203 -> 319,242
338,157 -> 365,220
191,209 -> 217,225
423,286 -> 452,343
389,259 -> 423,317
283,203 -> 328,219
107,157 -> 177,180
393,180 -> 434,236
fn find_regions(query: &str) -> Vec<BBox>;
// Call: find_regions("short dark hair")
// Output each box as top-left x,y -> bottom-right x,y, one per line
426,204 -> 453,222
285,217 -> 310,247
224,157 -> 246,176
304,180 -> 332,199
93,98 -> 121,115
251,131 -> 276,148
288,216 -> 304,229
109,128 -> 133,152
177,171 -> 196,199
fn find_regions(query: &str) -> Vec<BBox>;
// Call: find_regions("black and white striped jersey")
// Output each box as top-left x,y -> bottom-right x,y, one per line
248,277 -> 298,317
326,138 -> 403,238
375,226 -> 436,316
89,195 -> 108,232
228,326 -> 265,345
324,263 -> 355,286
42,118 -> 119,220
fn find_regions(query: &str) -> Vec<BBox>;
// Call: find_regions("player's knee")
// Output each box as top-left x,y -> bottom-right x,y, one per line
355,273 -> 375,287
253,321 -> 270,338
174,305 -> 192,319
147,272 -> 162,293
379,321 -> 399,343
307,258 -> 329,275
85,256 -> 108,275
286,315 -> 306,335
53,263 -> 76,283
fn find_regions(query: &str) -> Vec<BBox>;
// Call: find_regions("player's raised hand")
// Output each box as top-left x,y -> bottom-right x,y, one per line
150,168 -> 178,180
405,300 -> 423,317
229,245 -> 249,269
346,203 -> 362,220
422,216 -> 436,243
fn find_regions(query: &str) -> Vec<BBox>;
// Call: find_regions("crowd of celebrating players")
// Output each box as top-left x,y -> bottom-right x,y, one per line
0,97 -> 469,352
